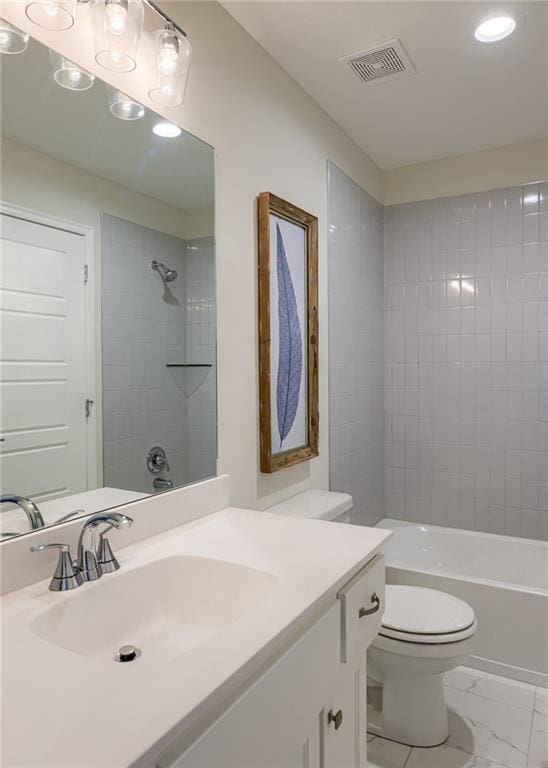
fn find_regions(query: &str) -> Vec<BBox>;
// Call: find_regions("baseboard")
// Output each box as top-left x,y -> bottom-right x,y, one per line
466,654 -> 548,689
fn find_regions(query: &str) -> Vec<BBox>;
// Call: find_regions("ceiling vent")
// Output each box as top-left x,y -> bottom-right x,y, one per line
341,38 -> 416,86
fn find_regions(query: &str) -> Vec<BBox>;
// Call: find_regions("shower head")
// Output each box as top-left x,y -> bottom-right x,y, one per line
151,260 -> 178,283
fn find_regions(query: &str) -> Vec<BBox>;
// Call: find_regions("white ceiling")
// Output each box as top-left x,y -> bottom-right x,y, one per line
223,1 -> 548,169
1,38 -> 214,211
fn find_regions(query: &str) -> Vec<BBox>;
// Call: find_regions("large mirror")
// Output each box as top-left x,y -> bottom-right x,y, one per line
0,36 -> 216,539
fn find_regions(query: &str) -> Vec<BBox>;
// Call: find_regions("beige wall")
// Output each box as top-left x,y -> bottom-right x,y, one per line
1,136 -> 211,242
384,137 -> 548,205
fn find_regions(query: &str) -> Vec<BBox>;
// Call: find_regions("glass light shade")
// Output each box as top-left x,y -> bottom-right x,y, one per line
108,87 -> 145,120
50,51 -> 95,91
25,0 -> 76,31
149,25 -> 191,107
91,0 -> 144,73
0,22 -> 29,54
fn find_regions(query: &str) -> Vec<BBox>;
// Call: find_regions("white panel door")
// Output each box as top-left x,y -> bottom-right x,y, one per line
0,211 -> 89,504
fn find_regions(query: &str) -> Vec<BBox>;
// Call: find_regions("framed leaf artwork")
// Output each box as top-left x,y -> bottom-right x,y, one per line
258,192 -> 319,472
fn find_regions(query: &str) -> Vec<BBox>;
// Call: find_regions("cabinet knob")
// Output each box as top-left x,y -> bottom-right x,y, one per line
327,708 -> 343,730
358,592 -> 380,618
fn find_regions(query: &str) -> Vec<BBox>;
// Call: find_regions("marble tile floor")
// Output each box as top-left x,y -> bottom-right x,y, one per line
367,667 -> 548,768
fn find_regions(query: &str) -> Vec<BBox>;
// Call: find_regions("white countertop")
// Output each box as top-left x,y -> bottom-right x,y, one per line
1,507 -> 391,768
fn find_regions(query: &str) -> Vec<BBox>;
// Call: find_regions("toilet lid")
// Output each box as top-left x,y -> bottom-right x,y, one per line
382,585 -> 476,636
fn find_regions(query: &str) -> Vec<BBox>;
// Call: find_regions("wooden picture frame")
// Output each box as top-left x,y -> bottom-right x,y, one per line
258,192 -> 319,473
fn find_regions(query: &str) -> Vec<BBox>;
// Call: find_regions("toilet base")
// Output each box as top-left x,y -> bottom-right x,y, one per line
367,626 -> 476,748
367,673 -> 449,748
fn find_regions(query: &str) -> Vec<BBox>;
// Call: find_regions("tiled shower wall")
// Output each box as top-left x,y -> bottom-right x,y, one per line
328,163 -> 385,525
184,237 -> 217,483
102,215 -> 215,494
384,184 -> 548,539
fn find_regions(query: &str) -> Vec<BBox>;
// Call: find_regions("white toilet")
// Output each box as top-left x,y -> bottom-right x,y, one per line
268,491 -> 478,749
367,584 -> 477,747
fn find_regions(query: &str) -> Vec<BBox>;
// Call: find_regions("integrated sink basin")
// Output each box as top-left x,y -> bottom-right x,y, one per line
30,555 -> 276,661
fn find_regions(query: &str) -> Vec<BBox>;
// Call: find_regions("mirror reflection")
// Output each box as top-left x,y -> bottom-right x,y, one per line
0,36 -> 216,539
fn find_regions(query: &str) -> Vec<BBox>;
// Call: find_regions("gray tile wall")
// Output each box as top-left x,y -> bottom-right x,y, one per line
384,184 -> 548,539
184,237 -> 217,483
102,215 -> 215,494
328,163 -> 385,525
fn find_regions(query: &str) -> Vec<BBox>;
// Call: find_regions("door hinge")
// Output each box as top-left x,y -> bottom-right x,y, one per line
84,264 -> 89,284
85,398 -> 95,419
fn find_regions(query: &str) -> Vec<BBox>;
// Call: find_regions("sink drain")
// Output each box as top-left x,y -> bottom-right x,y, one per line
114,644 -> 141,663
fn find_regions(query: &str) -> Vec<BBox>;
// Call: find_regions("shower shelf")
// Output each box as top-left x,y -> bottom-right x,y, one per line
166,364 -> 212,396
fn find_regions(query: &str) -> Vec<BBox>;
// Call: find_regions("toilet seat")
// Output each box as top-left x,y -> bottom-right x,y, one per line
379,620 -> 477,645
379,585 -> 477,645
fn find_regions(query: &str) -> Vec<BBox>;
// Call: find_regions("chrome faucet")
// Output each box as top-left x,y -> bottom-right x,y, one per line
31,511 -> 133,591
76,512 -> 133,582
1,495 -> 45,531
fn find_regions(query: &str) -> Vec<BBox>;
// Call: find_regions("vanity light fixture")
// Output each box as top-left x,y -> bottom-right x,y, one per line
91,0 -> 144,72
152,120 -> 181,138
0,22 -> 29,54
20,0 -> 193,102
149,22 -> 191,107
108,87 -> 145,120
25,0 -> 76,31
474,14 -> 517,42
50,51 -> 95,90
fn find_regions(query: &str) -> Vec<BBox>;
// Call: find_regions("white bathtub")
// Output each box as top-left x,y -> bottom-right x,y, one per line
376,518 -> 548,688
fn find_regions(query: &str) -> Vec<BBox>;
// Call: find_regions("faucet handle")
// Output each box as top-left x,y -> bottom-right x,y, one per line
54,509 -> 86,524
30,543 -> 83,591
97,529 -> 120,574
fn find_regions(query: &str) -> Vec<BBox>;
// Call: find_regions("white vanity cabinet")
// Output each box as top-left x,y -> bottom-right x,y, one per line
158,556 -> 384,768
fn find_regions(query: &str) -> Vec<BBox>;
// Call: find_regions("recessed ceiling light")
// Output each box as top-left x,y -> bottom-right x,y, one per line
152,121 -> 181,138
474,14 -> 516,42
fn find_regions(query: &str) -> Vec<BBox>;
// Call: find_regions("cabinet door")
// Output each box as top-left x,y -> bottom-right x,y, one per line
321,655 -> 367,768
171,715 -> 320,768
158,604 -> 341,768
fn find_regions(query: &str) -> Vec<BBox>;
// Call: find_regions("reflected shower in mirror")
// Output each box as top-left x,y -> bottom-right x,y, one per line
0,34 -> 216,539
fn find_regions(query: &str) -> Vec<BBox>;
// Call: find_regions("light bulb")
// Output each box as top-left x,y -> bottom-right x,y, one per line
158,34 -> 179,76
105,0 -> 128,35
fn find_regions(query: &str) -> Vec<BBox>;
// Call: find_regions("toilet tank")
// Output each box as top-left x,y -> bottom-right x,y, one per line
266,490 -> 354,523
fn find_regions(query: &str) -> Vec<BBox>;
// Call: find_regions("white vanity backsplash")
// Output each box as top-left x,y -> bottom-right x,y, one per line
0,474 -> 229,595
